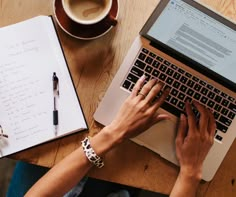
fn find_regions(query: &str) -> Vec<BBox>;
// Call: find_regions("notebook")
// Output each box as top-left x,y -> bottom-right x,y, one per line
0,16 -> 88,158
94,0 -> 236,181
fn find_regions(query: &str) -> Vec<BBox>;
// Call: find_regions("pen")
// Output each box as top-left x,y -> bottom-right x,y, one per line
0,125 -> 8,138
53,72 -> 59,134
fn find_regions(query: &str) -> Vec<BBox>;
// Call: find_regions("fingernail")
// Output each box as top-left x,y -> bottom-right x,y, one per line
140,75 -> 146,81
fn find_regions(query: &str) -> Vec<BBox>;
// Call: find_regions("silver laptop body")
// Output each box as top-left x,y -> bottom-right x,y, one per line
94,0 -> 236,181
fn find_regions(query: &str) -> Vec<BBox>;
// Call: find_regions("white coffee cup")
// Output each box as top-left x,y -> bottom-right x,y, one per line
62,0 -> 114,25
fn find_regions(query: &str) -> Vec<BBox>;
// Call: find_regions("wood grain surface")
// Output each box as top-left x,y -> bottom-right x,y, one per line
0,0 -> 235,196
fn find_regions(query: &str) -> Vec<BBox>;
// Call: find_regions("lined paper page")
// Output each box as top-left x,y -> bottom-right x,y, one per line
0,16 -> 87,157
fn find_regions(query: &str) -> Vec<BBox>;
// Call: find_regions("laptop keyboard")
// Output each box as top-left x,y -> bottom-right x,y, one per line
121,47 -> 236,142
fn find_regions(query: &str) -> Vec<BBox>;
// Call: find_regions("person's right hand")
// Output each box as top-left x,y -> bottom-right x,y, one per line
175,101 -> 216,180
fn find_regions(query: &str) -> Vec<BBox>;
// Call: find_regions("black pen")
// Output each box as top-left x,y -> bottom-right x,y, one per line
53,72 -> 59,134
0,125 -> 8,138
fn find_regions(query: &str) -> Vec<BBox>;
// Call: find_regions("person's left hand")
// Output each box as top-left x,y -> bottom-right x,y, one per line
107,75 -> 170,142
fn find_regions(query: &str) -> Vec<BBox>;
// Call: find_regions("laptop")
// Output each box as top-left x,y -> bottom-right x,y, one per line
94,0 -> 236,181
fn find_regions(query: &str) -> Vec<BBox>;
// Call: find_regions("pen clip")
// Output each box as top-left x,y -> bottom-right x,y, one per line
53,72 -> 59,96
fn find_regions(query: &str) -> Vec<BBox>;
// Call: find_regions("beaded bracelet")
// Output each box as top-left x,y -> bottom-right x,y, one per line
81,137 -> 104,168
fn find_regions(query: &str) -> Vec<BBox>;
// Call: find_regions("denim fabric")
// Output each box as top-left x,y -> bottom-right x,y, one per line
7,161 -> 136,197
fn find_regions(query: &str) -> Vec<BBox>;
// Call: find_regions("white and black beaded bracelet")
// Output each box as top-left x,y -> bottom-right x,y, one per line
81,137 -> 104,168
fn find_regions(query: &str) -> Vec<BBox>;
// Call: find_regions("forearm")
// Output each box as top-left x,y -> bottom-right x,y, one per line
25,126 -> 122,197
170,170 -> 201,197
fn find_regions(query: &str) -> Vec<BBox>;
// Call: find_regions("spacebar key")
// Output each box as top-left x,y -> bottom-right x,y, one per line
161,102 -> 182,117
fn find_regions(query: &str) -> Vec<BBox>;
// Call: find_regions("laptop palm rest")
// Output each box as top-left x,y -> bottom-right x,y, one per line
131,110 -> 179,165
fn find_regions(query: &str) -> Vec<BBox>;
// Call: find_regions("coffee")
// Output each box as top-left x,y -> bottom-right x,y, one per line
63,0 -> 111,24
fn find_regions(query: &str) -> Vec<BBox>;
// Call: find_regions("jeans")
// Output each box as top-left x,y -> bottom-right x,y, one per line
7,161 -> 139,197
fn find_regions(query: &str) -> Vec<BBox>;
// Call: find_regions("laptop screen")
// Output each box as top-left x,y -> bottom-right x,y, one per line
141,0 -> 236,91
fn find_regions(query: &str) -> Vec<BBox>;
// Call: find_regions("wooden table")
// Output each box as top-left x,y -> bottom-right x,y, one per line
1,0 -> 235,196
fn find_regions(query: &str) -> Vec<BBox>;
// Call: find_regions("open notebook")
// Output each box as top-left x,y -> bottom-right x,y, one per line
0,16 -> 88,157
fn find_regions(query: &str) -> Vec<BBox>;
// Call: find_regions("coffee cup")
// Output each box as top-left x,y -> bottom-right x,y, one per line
62,0 -> 117,26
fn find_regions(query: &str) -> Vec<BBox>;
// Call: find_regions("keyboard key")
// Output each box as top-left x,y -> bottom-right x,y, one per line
161,101 -> 182,117
221,99 -> 229,107
177,92 -> 185,100
187,80 -> 195,88
170,88 -> 178,96
138,53 -> 146,61
145,57 -> 154,64
178,68 -> 185,74
177,101 -> 185,109
166,68 -> 174,76
144,73 -> 151,81
173,72 -> 181,80
163,60 -> 171,66
129,83 -> 135,91
214,88 -> 220,94
220,92 -> 227,98
208,91 -> 215,99
228,96 -> 235,102
187,89 -> 194,96
216,122 -> 228,133
194,92 -> 201,100
173,81 -> 181,89
207,84 -> 214,90
199,80 -> 206,86
214,95 -> 222,103
171,64 -> 178,70
194,84 -> 202,91
152,70 -> 160,77
200,96 -> 208,104
214,112 -> 220,120
215,135 -> 223,141
207,100 -> 215,108
214,104 -> 222,112
152,60 -> 160,68
122,80 -> 131,89
131,66 -> 144,77
180,76 -> 188,84
229,103 -> 236,112
221,108 -> 229,116
180,85 -> 187,93
160,64 -> 167,72
149,52 -> 156,58
156,56 -> 164,62
159,73 -> 167,81
134,59 -> 146,69
228,111 -> 235,120
192,76 -> 199,82
145,65 -> 153,73
166,77 -> 174,85
219,116 -> 232,126
127,73 -> 139,83
142,48 -> 149,54
185,72 -> 192,78
170,97 -> 178,105
201,87 -> 208,95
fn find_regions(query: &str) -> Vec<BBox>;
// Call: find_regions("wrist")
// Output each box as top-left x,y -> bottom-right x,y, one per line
179,167 -> 202,183
88,125 -> 125,157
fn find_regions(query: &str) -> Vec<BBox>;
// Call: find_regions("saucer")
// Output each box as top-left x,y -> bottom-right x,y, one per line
53,0 -> 119,40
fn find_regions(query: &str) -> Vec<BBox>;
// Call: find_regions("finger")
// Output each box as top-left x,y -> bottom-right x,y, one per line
145,82 -> 163,104
193,101 -> 209,132
155,113 -> 171,123
208,109 -> 216,138
185,101 -> 197,135
151,88 -> 170,112
131,75 -> 146,98
176,114 -> 188,146
137,79 -> 157,100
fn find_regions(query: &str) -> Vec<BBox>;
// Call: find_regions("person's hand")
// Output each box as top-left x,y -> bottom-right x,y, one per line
107,75 -> 170,143
175,101 -> 216,180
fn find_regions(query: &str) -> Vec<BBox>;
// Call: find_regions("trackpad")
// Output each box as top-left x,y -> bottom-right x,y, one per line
131,119 -> 179,165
